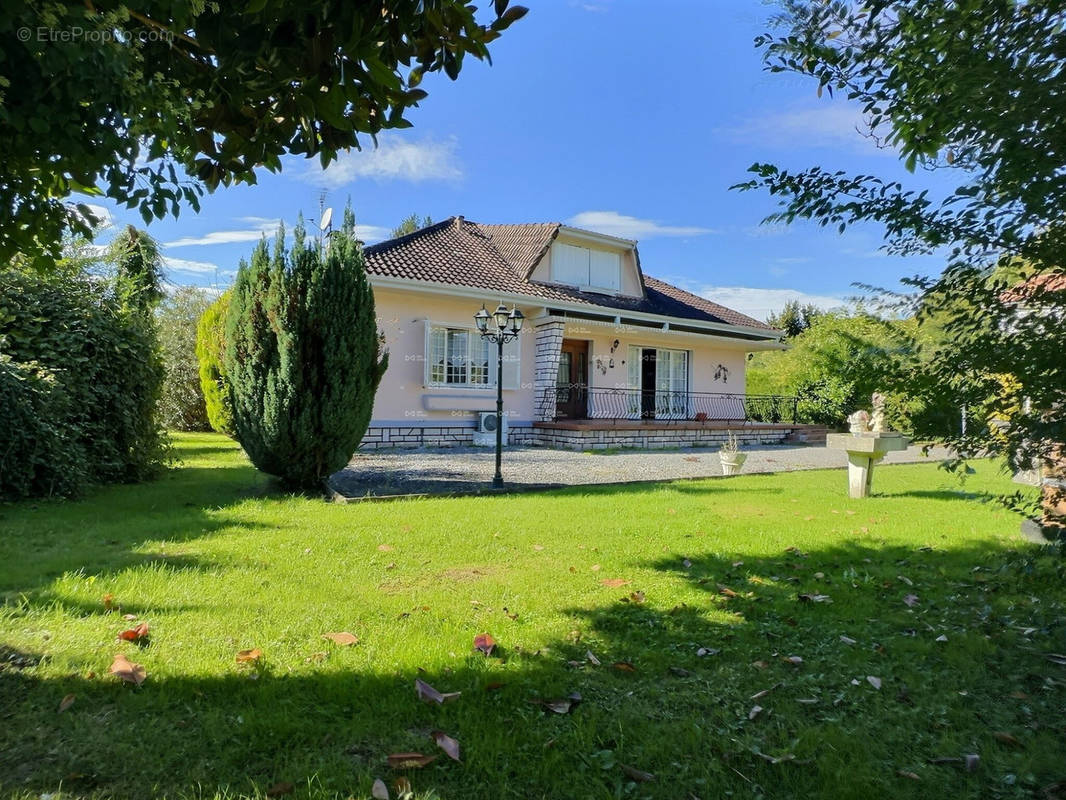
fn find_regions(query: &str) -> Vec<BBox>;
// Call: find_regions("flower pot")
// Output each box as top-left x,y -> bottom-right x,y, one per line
720,452 -> 747,476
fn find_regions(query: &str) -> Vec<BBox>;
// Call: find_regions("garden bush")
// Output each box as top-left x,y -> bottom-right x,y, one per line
0,266 -> 166,499
225,212 -> 387,490
195,290 -> 234,435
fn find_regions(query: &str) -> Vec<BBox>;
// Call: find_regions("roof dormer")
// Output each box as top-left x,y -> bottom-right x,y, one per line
528,226 -> 644,298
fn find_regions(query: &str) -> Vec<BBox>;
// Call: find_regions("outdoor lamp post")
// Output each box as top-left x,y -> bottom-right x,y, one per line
475,302 -> 524,488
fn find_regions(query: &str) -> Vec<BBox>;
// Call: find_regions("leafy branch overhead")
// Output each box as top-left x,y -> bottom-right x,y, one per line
736,0 -> 1065,517
0,1 -> 528,267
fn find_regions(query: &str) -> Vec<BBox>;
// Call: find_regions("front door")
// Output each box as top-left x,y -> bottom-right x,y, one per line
555,339 -> 589,419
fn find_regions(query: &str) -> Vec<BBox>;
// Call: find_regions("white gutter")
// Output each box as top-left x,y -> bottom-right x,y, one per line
368,275 -> 785,342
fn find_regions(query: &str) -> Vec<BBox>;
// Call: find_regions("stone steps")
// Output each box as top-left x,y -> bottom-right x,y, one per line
782,425 -> 829,445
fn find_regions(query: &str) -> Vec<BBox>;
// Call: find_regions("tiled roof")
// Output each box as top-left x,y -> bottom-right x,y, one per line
363,216 -> 776,333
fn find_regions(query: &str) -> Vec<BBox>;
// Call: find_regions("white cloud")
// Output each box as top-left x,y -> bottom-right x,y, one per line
164,217 -> 281,248
162,256 -> 226,276
566,211 -> 715,240
698,286 -> 847,323
304,135 -> 462,188
718,103 -> 891,156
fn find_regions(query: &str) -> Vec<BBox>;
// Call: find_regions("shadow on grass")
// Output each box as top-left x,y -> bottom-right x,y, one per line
1,538 -> 1063,800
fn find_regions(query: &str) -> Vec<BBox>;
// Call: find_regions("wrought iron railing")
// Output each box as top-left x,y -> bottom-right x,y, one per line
541,385 -> 798,424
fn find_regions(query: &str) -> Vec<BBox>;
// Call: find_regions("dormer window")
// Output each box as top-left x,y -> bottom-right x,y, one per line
552,242 -> 621,293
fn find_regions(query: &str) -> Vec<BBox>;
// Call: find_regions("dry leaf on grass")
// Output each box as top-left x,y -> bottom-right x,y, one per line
749,705 -> 764,720
840,635 -> 857,645
473,633 -> 496,656
102,593 -> 115,611
696,647 -> 720,657
377,544 -> 394,552
387,752 -> 437,769
321,632 -> 359,646
993,732 -> 1023,748
431,730 -> 461,762
717,584 -> 739,598
58,694 -> 75,713
531,692 -> 582,714
109,653 -> 146,685
784,655 -> 804,665
415,678 -> 460,705
897,770 -> 921,780
585,650 -> 601,666
867,676 -> 882,690
236,648 -> 262,664
612,661 -> 636,672
117,622 -> 150,642
903,594 -> 920,607
619,763 -> 656,782
371,778 -> 390,799
624,591 -> 646,604
600,578 -> 628,588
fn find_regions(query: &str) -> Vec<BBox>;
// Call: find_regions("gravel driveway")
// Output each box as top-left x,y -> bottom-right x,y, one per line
330,443 -> 952,499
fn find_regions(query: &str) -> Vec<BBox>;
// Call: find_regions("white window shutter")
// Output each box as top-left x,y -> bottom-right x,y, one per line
589,250 -> 621,291
553,243 -> 590,286
424,322 -> 446,386
502,337 -> 521,389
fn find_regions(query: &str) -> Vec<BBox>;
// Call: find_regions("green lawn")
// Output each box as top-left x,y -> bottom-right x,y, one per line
1,433 -> 1063,800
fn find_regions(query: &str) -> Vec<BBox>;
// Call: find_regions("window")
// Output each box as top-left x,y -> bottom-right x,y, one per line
424,323 -> 520,389
552,243 -> 621,292
427,326 -> 490,387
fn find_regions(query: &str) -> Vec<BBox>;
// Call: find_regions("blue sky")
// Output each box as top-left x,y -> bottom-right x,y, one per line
86,0 -> 959,321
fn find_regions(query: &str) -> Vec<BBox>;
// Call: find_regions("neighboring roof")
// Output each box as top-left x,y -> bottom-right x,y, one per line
363,216 -> 776,334
1002,272 -> 1066,304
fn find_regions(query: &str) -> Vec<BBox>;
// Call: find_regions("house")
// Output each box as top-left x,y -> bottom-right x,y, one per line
359,216 -> 811,450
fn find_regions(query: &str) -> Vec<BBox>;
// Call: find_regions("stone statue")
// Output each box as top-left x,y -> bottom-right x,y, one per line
847,409 -> 871,434
871,392 -> 887,433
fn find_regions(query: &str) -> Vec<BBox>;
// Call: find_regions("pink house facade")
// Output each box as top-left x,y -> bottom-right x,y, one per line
360,217 -> 810,450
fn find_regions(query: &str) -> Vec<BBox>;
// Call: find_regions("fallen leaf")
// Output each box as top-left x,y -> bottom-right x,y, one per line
387,752 -> 437,769
993,731 -> 1023,748
749,704 -> 764,720
415,678 -> 460,705
265,781 -> 294,797
784,655 -> 804,665
585,650 -> 601,666
903,594 -> 919,607
751,682 -> 783,701
751,660 -> 769,670
898,575 -> 914,586
117,622 -> 150,642
840,636 -> 857,645
236,648 -> 262,664
867,676 -> 882,690
58,693 -> 75,712
371,778 -> 390,799
322,632 -> 359,646
627,591 -> 646,604
431,730 -> 461,762
377,544 -> 394,552
619,763 -> 656,783
109,653 -> 146,685
696,647 -> 720,657
600,578 -> 628,588
121,613 -> 137,621
532,544 -> 545,551
717,584 -> 739,598
532,692 -> 582,714
612,661 -> 636,672
473,633 -> 496,656
102,593 -> 115,611
897,770 -> 921,781
935,634 -> 948,642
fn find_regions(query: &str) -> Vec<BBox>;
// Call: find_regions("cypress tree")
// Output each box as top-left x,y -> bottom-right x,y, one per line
195,288 -> 235,435
225,210 -> 388,490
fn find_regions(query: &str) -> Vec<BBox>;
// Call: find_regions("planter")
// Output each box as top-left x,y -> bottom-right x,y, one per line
720,452 -> 747,476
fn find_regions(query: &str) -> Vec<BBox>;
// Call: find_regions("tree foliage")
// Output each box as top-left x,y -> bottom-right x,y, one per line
195,290 -> 235,436
158,286 -> 212,431
1,1 -> 527,269
390,213 -> 435,239
225,209 -> 388,490
0,260 -> 167,499
766,300 -> 825,338
109,226 -> 165,307
737,0 -> 1065,522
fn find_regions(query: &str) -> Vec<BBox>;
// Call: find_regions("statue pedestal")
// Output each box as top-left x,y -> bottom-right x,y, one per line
826,432 -> 910,498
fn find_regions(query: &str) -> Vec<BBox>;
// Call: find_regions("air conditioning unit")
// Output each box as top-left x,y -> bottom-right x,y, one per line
472,411 -> 508,447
